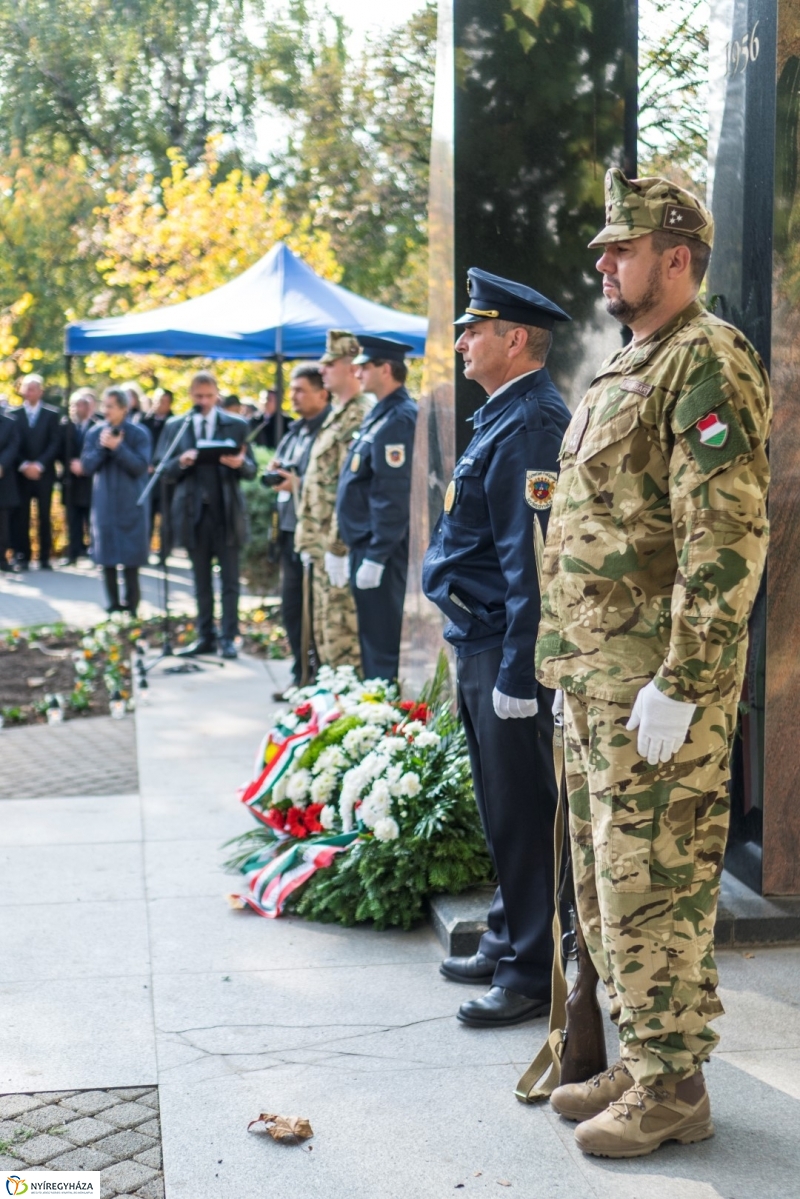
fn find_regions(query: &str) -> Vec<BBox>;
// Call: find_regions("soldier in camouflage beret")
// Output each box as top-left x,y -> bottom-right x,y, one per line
294,330 -> 372,671
537,168 -> 771,1157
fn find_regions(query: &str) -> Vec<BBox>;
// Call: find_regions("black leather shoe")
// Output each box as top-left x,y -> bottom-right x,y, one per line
440,951 -> 496,985
175,637 -> 217,657
220,639 -> 238,659
38,561 -> 53,571
457,986 -> 550,1028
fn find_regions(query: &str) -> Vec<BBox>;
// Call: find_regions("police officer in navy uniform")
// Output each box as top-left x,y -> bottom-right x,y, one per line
423,269 -> 572,1027
334,336 -> 417,681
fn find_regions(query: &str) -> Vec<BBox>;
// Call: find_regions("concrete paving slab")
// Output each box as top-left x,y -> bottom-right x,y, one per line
144,838 -> 241,900
0,840 -> 145,906
1,898 -> 150,982
0,795 -> 141,845
0,976 -> 156,1092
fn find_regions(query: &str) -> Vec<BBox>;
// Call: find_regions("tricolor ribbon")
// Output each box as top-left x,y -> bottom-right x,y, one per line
233,832 -> 359,918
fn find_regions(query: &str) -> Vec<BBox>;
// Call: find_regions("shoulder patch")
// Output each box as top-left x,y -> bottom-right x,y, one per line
525,470 -> 557,510
682,400 -> 751,475
385,444 -> 406,468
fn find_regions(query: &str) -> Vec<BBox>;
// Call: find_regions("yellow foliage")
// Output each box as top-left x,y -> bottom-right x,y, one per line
83,140 -> 342,399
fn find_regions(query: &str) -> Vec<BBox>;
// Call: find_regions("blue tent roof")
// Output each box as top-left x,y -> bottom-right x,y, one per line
65,242 -> 427,359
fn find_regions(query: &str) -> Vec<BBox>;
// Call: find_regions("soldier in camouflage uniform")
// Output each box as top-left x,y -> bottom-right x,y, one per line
294,331 -> 371,671
536,170 -> 771,1157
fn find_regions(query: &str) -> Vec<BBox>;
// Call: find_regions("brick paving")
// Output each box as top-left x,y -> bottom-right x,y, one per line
0,716 -> 138,799
0,1087 -> 163,1199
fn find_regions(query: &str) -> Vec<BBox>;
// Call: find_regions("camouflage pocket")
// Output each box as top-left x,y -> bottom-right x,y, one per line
681,508 -> 769,625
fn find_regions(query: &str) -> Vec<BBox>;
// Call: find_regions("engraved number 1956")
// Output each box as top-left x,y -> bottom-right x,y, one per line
726,22 -> 760,77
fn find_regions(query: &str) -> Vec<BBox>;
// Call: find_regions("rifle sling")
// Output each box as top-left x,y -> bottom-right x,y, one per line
514,724 -> 569,1103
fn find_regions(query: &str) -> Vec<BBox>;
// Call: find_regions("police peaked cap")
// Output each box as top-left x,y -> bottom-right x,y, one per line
352,335 -> 414,365
454,268 -> 572,330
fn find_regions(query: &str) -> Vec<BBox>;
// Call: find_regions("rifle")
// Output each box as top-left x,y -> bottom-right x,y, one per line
516,510 -> 607,1101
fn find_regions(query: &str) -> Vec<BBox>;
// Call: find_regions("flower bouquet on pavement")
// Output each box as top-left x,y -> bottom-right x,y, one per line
226,655 -> 491,929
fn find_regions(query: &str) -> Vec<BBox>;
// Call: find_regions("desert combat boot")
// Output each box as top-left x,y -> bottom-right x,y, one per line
574,1071 -> 713,1158
550,1060 -> 632,1122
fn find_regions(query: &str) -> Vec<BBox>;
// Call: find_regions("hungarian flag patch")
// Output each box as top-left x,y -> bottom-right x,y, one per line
696,411 -> 729,448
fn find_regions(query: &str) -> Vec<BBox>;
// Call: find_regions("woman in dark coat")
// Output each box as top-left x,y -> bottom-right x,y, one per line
81,387 -> 152,615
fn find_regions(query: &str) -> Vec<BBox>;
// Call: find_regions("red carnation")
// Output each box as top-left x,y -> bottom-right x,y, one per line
400,700 -> 416,712
303,803 -> 324,834
265,807 -> 287,832
286,806 -> 310,839
295,702 -> 313,719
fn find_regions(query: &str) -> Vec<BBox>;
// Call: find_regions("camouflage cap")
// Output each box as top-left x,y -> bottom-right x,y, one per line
320,329 -> 360,363
588,168 -> 714,250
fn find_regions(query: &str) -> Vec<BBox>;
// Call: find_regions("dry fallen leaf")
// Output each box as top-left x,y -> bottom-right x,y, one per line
474,1172 -> 483,1178
742,952 -> 755,959
26,677 -> 46,688
498,1182 -> 512,1188
248,1113 -> 314,1144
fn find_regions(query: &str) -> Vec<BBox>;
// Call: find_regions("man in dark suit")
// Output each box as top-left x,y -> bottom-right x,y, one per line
142,388 -> 174,545
0,411 -> 20,571
59,388 -> 98,564
159,371 -> 256,659
9,374 -> 62,570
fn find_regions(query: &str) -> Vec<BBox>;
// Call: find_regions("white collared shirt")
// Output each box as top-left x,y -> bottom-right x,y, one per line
487,368 -> 541,404
23,400 -> 41,426
192,407 -> 218,441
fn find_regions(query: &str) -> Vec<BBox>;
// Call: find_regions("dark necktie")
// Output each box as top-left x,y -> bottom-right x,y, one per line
201,419 -> 208,441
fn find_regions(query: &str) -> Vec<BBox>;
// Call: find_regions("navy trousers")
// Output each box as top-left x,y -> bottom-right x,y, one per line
456,645 -> 557,999
349,539 -> 408,682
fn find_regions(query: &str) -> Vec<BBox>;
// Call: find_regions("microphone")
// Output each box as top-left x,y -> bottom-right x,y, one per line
192,402 -> 204,414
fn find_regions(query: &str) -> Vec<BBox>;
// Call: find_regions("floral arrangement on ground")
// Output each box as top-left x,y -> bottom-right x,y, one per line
226,655 -> 492,930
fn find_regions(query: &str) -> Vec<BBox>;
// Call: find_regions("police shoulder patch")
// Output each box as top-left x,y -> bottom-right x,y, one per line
525,470 -> 557,510
385,444 -> 406,468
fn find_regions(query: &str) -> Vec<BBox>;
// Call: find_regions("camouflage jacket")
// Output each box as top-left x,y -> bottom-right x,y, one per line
294,392 -> 373,559
535,300 -> 771,706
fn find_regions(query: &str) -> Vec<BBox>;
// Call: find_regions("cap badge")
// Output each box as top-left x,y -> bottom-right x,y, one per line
443,479 -> 456,514
696,412 -> 729,448
385,444 -> 406,468
663,204 -> 706,234
525,470 -> 557,510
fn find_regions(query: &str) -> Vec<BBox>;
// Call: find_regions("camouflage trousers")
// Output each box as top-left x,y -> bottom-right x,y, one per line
311,557 -> 362,672
563,691 -> 736,1085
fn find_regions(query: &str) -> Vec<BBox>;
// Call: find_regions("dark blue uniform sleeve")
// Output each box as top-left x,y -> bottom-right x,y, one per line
486,426 -> 560,700
366,413 -> 416,562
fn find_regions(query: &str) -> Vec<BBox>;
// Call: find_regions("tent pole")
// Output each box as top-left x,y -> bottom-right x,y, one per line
65,354 -> 73,411
275,355 -> 285,445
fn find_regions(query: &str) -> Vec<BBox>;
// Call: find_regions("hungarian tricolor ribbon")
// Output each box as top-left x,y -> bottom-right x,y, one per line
232,832 -> 359,918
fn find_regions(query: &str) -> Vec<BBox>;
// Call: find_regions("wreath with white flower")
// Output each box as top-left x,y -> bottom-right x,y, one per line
226,656 -> 492,929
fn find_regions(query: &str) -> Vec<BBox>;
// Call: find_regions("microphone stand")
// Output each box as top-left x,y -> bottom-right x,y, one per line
135,410 -> 224,683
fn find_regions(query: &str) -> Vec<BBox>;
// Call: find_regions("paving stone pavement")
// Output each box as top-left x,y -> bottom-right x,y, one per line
0,1087 -> 163,1199
0,715 -> 138,798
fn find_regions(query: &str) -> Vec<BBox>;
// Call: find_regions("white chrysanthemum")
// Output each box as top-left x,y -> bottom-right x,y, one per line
413,730 -> 441,749
402,720 -> 425,736
342,724 -> 382,756
355,701 -> 398,726
359,784 -> 392,829
285,769 -> 311,803
399,771 -> 422,798
313,745 -> 347,774
380,736 -> 407,755
373,816 -> 400,842
271,774 -> 288,804
320,803 -> 337,830
310,770 -> 337,804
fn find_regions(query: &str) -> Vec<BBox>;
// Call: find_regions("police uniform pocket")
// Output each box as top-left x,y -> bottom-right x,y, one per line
446,456 -> 487,526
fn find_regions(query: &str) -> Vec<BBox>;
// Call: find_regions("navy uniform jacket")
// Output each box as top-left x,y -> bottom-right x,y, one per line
335,386 -> 417,562
422,369 -> 570,700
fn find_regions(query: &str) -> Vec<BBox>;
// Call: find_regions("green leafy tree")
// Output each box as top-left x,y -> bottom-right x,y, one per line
638,0 -> 708,189
256,1 -> 436,310
0,0 -> 263,173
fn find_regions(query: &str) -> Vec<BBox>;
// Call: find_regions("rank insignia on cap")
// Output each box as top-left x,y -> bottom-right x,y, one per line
525,471 -> 557,510
663,203 -> 707,235
696,412 -> 729,448
385,444 -> 406,468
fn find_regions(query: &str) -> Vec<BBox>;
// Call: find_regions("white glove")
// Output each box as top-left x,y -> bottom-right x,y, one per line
626,680 -> 697,766
492,687 -> 539,720
355,558 -> 384,590
299,550 -> 312,568
324,551 -> 350,588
